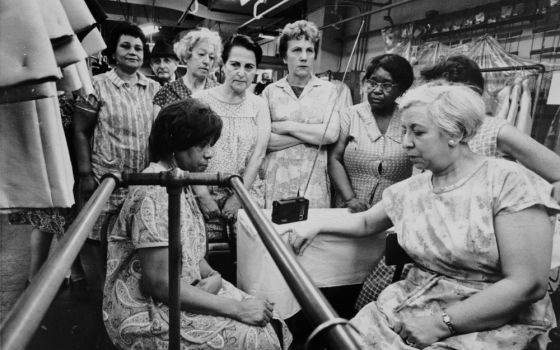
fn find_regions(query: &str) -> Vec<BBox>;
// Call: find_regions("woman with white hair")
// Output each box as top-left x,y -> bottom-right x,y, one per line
283,84 -> 559,349
153,27 -> 222,114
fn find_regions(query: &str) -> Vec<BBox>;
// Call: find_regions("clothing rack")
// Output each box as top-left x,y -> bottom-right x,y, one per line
479,64 -> 545,122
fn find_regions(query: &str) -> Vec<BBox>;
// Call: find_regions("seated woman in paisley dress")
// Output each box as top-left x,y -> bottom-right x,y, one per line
283,84 -> 559,349
102,98 -> 292,350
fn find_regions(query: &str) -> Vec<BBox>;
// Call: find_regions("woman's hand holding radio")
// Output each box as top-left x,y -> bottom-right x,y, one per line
280,220 -> 321,255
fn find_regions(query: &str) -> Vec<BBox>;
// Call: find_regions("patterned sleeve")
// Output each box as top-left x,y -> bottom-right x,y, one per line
493,161 -> 560,216
129,187 -> 169,249
152,85 -> 170,107
338,107 -> 352,139
469,116 -> 508,157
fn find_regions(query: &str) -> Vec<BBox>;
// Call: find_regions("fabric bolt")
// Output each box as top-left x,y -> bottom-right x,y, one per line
351,158 -> 560,349
0,82 -> 57,105
57,64 -> 83,92
59,0 -> 96,36
335,102 -> 413,309
80,28 -> 106,56
88,69 -> 159,240
0,0 -> 61,88
153,78 -> 217,107
37,0 -> 74,41
262,76 -> 349,209
0,96 -> 74,209
103,162 -> 292,350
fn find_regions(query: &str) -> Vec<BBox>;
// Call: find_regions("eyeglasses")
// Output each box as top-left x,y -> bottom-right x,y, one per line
365,79 -> 398,92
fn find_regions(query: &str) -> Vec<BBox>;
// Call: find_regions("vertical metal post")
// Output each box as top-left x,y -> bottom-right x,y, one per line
167,185 -> 182,350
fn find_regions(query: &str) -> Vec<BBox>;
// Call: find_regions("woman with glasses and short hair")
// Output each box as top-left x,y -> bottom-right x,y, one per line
328,54 -> 414,311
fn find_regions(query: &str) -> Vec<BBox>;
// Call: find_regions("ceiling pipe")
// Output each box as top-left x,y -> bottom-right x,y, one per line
320,0 -> 419,30
239,0 -> 291,29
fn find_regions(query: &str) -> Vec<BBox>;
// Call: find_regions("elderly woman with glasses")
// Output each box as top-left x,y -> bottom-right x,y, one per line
328,54 -> 414,311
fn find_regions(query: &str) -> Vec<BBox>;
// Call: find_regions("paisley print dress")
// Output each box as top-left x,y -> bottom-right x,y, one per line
103,163 -> 292,349
351,158 -> 560,349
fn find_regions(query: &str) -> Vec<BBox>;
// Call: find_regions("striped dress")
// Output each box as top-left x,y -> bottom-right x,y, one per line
89,69 -> 159,240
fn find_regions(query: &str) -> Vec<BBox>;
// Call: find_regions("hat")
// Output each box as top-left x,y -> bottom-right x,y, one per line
151,40 -> 177,59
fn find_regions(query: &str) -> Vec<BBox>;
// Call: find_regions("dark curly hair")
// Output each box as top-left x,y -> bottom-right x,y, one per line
149,98 -> 223,162
363,54 -> 414,92
222,34 -> 263,65
421,55 -> 484,95
104,22 -> 148,65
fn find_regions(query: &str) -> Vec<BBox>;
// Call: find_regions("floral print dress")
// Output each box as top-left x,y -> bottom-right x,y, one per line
103,163 -> 292,350
351,158 -> 559,349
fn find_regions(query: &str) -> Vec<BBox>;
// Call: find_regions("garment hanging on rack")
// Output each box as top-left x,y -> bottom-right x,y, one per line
0,96 -> 74,208
0,0 -> 61,89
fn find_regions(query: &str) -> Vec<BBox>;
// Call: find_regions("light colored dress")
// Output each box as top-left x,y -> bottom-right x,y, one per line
193,88 -> 268,207
351,158 -> 559,350
262,76 -> 347,208
89,69 -> 159,240
335,102 -> 413,309
103,162 -> 292,350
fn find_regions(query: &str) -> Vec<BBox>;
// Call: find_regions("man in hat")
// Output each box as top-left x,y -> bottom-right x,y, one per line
150,39 -> 180,86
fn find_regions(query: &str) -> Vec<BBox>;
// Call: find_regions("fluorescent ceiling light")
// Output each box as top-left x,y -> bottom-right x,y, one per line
258,34 -> 276,40
140,24 -> 160,35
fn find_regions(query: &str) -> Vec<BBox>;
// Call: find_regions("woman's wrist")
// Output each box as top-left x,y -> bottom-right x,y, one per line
343,196 -> 357,206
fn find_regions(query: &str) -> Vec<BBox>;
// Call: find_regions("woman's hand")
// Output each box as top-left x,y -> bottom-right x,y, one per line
197,195 -> 221,220
393,315 -> 450,349
196,273 -> 222,295
280,220 -> 321,255
77,174 -> 97,207
344,198 -> 370,213
221,195 -> 241,223
235,299 -> 274,327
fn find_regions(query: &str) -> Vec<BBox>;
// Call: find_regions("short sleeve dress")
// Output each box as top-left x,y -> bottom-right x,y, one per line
262,76 -> 345,208
351,158 -> 560,350
103,162 -> 292,350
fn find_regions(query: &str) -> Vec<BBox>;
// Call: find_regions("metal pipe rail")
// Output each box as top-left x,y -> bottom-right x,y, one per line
0,175 -> 119,350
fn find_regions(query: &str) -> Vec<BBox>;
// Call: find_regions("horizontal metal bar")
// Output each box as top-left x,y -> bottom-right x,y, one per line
320,0 -> 418,30
238,0 -> 290,29
229,177 -> 362,349
121,170 -> 237,187
0,177 -> 118,350
480,64 -> 545,74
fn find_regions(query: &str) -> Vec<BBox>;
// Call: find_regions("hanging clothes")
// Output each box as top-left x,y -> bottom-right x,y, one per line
0,96 -> 74,208
0,0 -> 60,89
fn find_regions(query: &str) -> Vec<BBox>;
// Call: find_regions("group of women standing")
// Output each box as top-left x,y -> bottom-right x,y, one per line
68,14 -> 560,350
